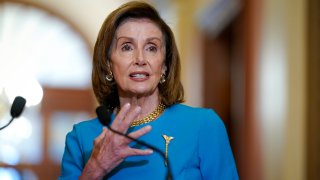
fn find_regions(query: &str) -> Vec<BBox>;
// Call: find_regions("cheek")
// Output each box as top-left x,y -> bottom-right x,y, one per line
110,62 -> 127,78
114,67 -> 125,77
152,55 -> 166,72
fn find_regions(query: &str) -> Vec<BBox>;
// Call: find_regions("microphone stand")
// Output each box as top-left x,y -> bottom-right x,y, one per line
0,117 -> 14,130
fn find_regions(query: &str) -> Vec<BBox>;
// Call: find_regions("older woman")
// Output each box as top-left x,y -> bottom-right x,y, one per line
59,1 -> 238,180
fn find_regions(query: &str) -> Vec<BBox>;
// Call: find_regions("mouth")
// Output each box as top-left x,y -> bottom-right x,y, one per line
129,72 -> 150,79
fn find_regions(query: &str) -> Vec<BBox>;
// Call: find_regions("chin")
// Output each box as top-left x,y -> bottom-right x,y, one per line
131,90 -> 153,96
128,87 -> 158,96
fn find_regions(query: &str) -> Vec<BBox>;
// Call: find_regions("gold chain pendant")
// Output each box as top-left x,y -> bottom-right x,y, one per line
162,134 -> 174,166
130,103 -> 166,127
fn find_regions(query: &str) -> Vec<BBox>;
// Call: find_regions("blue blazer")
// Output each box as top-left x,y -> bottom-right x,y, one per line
59,104 -> 239,180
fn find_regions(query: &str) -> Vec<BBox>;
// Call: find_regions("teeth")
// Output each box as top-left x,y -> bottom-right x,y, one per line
131,74 -> 147,78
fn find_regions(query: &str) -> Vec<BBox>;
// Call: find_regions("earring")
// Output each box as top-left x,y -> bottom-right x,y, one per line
160,73 -> 166,84
106,71 -> 113,82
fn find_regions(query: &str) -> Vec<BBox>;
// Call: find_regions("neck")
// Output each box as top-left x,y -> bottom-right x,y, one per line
118,90 -> 160,120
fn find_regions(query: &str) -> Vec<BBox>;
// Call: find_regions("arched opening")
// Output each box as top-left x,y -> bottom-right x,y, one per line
0,1 -> 95,179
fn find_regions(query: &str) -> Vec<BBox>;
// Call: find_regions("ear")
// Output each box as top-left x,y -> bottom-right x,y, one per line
107,59 -> 112,69
161,64 -> 167,75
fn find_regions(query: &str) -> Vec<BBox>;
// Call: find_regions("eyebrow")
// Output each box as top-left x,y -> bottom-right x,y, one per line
116,36 -> 162,43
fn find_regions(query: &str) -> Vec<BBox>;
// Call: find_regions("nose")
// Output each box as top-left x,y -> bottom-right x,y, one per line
134,49 -> 146,66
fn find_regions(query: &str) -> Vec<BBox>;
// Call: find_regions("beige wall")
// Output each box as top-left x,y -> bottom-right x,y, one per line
258,0 -> 306,179
173,0 -> 210,106
283,0 -> 306,179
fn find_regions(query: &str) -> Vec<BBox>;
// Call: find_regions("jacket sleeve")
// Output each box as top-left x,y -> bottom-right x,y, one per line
58,125 -> 84,180
198,109 -> 239,180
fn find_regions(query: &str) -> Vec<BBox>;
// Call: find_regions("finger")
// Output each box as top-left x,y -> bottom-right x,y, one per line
126,148 -> 153,157
111,103 -> 131,129
98,127 -> 108,141
93,127 -> 108,146
117,106 -> 141,133
127,125 -> 152,140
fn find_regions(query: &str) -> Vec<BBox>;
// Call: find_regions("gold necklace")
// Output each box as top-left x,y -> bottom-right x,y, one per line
130,103 -> 166,127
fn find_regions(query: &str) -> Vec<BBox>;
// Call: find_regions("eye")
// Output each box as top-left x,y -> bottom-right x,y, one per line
121,43 -> 133,51
146,45 -> 158,52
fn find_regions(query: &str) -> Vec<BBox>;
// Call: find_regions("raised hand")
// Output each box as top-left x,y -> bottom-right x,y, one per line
80,103 -> 153,180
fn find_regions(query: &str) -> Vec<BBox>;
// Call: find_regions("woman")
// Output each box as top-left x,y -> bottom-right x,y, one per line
59,1 -> 238,180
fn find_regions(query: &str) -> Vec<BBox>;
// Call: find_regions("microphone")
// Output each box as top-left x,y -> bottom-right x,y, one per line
96,105 -> 172,180
0,96 -> 26,130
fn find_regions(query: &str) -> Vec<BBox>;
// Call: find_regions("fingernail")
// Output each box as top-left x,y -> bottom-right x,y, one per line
147,149 -> 153,154
135,106 -> 141,112
124,103 -> 130,109
145,125 -> 152,131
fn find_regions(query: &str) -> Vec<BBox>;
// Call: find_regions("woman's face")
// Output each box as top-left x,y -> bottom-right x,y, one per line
110,18 -> 166,97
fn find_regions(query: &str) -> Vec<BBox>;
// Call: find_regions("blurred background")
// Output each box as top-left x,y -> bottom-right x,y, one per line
0,0 -> 318,179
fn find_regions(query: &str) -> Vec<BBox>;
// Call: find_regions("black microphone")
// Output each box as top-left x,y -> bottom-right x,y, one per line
0,96 -> 26,130
96,105 -> 172,180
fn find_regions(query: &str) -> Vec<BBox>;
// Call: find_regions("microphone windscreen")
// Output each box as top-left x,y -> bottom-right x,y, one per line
10,96 -> 26,118
96,105 -> 112,126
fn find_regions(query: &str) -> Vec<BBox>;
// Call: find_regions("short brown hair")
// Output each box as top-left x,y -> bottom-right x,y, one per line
92,1 -> 184,109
